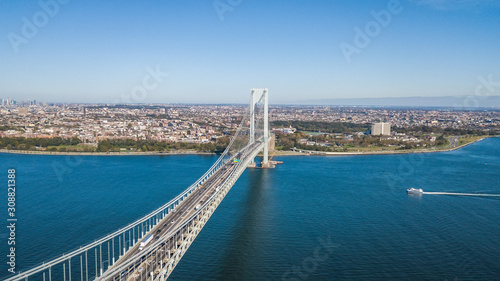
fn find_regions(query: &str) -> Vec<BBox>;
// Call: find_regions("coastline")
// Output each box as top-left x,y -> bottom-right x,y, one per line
0,136 -> 494,157
0,149 -> 216,156
285,136 -> 491,156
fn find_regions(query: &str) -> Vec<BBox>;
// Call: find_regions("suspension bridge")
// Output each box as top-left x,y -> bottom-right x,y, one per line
4,89 -> 274,281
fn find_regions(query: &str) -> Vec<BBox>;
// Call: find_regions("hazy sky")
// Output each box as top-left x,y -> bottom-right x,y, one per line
1,0 -> 499,104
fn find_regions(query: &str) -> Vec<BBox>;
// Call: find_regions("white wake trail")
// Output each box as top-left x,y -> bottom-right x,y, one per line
423,192 -> 500,197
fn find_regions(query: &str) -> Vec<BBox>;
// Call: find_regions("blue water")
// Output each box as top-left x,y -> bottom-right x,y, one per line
1,138 -> 499,280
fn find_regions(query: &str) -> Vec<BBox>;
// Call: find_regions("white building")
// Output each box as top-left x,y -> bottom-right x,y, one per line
371,122 -> 391,136
272,126 -> 296,134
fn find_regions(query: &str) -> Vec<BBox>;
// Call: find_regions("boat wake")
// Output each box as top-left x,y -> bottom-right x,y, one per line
423,192 -> 500,197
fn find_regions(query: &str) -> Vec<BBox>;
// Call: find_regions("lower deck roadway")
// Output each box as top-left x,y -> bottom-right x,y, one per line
110,159 -> 238,280
108,142 -> 263,280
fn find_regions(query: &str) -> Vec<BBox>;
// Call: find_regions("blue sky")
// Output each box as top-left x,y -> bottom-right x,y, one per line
1,0 -> 499,104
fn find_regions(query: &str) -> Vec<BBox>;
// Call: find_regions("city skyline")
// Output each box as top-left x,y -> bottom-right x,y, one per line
1,0 -> 500,104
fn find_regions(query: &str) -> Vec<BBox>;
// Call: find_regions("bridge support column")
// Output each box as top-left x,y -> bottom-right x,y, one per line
262,89 -> 269,166
249,89 -> 256,144
249,89 -> 256,166
249,88 -> 273,168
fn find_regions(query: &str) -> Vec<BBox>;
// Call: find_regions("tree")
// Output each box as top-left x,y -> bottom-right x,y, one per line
97,140 -> 112,152
435,135 -> 448,146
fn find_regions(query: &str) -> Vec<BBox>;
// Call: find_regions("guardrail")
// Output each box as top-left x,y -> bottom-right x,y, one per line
97,140 -> 265,280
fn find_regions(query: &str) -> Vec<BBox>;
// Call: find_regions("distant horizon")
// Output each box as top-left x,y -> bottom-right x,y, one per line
3,94 -> 500,109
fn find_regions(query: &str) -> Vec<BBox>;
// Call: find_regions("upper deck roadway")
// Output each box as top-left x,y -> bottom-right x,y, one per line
106,141 -> 265,281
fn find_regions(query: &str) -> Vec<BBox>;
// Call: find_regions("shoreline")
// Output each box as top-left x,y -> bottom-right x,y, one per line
284,136 -> 491,156
0,149 -> 216,156
0,136 -> 494,157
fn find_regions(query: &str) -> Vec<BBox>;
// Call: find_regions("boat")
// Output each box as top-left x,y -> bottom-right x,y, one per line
407,188 -> 423,194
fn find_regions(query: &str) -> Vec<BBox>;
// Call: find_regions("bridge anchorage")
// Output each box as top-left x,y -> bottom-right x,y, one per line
4,89 -> 277,281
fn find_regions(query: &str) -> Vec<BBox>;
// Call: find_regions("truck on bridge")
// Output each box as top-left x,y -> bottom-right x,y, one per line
139,234 -> 153,251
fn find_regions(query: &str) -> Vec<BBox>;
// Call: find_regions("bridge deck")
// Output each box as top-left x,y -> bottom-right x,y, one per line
104,141 -> 265,280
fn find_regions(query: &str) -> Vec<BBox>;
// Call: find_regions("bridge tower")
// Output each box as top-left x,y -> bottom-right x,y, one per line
249,88 -> 272,168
